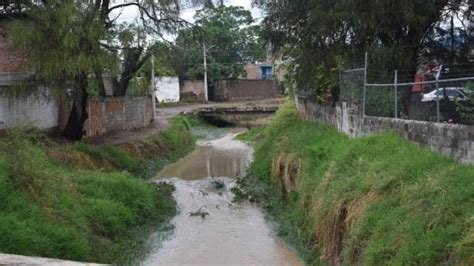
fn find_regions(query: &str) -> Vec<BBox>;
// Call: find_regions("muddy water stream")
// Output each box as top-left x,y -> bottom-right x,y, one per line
141,134 -> 303,265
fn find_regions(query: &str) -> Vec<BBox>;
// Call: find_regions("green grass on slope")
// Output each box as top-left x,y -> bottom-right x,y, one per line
235,127 -> 265,142
238,101 -> 474,265
0,117 -> 195,264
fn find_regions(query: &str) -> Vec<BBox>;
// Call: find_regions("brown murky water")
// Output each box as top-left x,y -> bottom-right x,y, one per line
142,134 -> 303,266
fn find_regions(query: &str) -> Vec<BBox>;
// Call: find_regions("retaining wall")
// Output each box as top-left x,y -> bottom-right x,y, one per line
296,96 -> 474,164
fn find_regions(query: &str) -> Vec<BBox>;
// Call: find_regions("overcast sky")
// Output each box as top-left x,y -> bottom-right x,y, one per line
116,0 -> 263,25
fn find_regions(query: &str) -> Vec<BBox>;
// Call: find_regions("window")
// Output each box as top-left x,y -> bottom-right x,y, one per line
259,66 -> 273,80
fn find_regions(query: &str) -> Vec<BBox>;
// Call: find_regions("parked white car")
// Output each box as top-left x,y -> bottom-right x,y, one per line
421,87 -> 471,102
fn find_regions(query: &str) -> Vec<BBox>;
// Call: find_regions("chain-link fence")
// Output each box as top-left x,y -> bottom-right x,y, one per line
339,68 -> 365,101
339,58 -> 474,125
365,77 -> 474,125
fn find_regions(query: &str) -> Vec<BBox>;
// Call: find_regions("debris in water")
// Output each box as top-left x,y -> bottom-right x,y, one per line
199,190 -> 209,197
188,206 -> 210,218
211,178 -> 226,189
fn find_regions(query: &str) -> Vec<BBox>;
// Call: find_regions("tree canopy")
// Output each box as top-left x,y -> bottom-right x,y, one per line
6,0 -> 184,139
174,5 -> 266,81
254,0 -> 471,100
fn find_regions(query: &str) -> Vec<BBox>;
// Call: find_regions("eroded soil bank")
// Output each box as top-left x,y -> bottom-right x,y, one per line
140,134 -> 303,265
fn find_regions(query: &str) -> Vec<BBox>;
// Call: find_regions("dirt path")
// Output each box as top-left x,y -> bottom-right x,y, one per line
88,98 -> 284,145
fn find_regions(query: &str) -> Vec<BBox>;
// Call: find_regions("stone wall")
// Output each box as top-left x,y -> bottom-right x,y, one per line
84,96 -> 154,138
214,79 -> 280,101
0,87 -> 59,130
180,80 -> 205,101
296,96 -> 474,164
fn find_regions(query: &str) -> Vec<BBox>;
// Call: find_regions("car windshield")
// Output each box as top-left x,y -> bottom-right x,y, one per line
436,89 -> 465,98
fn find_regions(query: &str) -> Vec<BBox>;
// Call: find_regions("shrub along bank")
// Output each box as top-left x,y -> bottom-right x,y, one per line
0,116 -> 195,264
237,102 -> 474,265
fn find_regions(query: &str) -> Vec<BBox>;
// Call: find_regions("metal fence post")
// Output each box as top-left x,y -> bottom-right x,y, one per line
363,52 -> 368,117
436,74 -> 440,123
394,70 -> 398,118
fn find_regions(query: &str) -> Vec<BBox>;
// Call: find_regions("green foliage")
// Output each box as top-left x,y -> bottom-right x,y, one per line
238,101 -> 474,265
9,1 -> 107,93
0,117 -> 197,263
455,83 -> 474,124
256,0 -> 452,101
365,86 -> 399,118
234,127 -> 265,142
175,5 -> 266,81
70,143 -> 141,174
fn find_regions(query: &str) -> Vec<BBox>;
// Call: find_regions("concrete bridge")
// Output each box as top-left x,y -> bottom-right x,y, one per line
196,104 -> 282,127
197,106 -> 280,116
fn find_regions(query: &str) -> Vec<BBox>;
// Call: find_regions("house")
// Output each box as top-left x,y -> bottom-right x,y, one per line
244,63 -> 274,80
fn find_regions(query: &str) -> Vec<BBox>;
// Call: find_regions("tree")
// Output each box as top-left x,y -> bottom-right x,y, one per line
421,0 -> 473,65
10,1 -> 108,139
8,0 -> 183,140
174,5 -> 266,81
254,0 -> 453,101
184,0 -> 225,9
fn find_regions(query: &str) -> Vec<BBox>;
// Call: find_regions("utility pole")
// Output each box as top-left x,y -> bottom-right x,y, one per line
151,54 -> 157,120
203,43 -> 209,102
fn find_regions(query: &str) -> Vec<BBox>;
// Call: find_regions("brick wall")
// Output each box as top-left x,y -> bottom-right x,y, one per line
214,79 -> 280,101
180,80 -> 205,101
244,64 -> 259,80
84,96 -> 154,138
296,96 -> 474,164
0,26 -> 26,73
0,87 -> 59,130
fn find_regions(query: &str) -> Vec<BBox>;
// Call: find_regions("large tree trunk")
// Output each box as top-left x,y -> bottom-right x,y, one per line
63,74 -> 89,140
113,47 -> 144,96
95,70 -> 107,97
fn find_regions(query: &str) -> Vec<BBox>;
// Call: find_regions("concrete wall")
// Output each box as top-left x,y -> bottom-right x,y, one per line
84,96 -> 154,138
214,79 -> 280,101
156,77 -> 180,103
296,96 -> 474,164
0,87 -> 59,130
180,80 -> 205,101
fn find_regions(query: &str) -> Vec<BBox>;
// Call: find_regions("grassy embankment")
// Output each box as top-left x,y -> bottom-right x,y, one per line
0,116 -> 195,264
236,102 -> 473,265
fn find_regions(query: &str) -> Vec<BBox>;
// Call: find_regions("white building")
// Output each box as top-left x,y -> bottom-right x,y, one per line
155,77 -> 180,103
